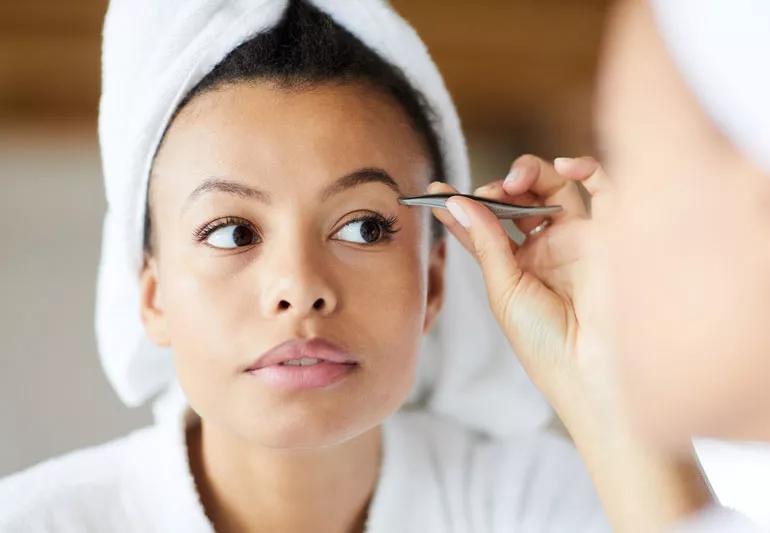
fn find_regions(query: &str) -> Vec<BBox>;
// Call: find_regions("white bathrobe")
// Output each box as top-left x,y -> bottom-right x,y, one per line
671,508 -> 764,533
0,395 -> 609,532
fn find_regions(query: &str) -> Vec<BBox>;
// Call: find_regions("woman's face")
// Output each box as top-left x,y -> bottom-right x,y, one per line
596,0 -> 770,448
141,81 -> 445,449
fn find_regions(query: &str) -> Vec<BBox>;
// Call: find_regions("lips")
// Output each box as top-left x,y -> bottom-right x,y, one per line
245,337 -> 358,371
244,337 -> 359,391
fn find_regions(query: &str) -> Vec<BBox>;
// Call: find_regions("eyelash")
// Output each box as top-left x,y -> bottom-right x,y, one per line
192,216 -> 257,244
191,213 -> 401,245
340,213 -> 401,243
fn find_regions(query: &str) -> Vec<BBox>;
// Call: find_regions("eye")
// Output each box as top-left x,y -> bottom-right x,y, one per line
199,220 -> 259,249
333,214 -> 399,245
206,224 -> 258,249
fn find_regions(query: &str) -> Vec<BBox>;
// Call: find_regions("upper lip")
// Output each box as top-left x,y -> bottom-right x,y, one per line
244,338 -> 358,371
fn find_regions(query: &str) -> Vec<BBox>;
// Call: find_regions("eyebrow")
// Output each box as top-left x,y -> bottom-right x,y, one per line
181,167 -> 402,216
319,167 -> 402,201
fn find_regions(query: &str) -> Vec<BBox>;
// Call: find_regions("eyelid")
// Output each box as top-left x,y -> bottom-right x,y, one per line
192,216 -> 259,244
331,210 -> 400,244
332,209 -> 396,229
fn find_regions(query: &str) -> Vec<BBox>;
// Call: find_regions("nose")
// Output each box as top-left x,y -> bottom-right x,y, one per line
259,248 -> 339,319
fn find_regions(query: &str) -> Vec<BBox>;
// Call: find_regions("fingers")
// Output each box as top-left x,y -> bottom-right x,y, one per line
425,154 -> 608,262
517,219 -> 586,295
502,154 -> 588,222
553,156 -> 611,197
426,181 -> 474,253
475,179 -> 539,208
553,156 -> 599,179
444,195 -> 523,314
503,154 -> 570,198
473,180 -> 546,235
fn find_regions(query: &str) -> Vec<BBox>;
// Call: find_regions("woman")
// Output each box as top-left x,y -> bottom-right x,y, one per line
599,0 -> 770,530
0,1 -> 709,531
598,0 -> 770,452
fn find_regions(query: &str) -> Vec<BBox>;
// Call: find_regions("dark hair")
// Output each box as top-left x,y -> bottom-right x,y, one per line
144,0 -> 446,255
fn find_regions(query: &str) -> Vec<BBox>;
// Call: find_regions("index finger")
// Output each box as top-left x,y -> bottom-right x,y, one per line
503,154 -> 587,220
503,154 -> 573,199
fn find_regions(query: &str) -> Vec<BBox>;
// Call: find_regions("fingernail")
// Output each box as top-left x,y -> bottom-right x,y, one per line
446,200 -> 471,229
504,168 -> 520,186
554,157 -> 574,173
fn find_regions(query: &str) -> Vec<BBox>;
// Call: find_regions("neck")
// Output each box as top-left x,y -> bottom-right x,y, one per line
187,419 -> 382,533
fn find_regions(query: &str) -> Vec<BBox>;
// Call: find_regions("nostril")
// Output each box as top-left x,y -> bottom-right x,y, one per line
278,300 -> 290,310
313,298 -> 325,311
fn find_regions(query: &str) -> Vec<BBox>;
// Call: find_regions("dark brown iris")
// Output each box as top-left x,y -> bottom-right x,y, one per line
359,219 -> 381,243
232,225 -> 255,246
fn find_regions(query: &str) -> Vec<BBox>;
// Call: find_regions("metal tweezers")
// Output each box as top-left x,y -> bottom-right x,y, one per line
398,193 -> 562,220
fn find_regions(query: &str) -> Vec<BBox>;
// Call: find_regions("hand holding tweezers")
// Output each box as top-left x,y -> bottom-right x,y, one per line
398,193 -> 562,220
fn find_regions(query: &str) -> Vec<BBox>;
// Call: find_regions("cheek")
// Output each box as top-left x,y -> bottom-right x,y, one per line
158,256 -> 251,419
162,253 -> 252,346
330,227 -> 428,386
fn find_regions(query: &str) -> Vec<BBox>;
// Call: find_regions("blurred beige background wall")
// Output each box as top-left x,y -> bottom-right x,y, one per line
0,0 -> 608,476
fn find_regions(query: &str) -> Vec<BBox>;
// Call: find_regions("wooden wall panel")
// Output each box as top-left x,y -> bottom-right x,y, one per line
0,2 -> 104,121
390,0 -> 610,153
0,1 -> 610,153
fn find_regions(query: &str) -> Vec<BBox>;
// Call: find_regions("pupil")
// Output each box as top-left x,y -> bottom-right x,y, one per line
360,220 -> 381,243
232,225 -> 253,246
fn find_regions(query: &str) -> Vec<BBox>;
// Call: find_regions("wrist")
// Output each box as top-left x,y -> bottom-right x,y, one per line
554,390 -> 714,531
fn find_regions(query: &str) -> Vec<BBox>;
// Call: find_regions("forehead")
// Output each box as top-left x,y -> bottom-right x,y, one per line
151,81 -> 432,198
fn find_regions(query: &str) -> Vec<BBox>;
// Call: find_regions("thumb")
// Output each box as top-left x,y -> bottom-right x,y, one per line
446,196 -> 524,314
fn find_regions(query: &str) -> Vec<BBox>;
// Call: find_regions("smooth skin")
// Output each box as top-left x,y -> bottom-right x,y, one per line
431,151 -> 713,531
598,0 -> 770,450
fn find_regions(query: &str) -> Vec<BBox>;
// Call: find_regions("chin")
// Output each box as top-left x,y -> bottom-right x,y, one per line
242,405 -> 380,450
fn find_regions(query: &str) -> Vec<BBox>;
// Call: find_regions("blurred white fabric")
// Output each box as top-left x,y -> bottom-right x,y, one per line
651,0 -> 770,171
695,440 -> 770,528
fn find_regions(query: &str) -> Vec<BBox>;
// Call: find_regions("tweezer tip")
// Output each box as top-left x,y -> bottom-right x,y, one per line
397,197 -> 421,206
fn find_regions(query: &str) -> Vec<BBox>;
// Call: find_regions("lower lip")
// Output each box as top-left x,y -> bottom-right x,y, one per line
246,361 -> 357,390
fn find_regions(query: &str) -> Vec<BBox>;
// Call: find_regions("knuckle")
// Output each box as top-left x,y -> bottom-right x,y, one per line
496,268 -> 525,322
513,153 -> 539,167
511,154 -> 541,176
473,238 -> 493,264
